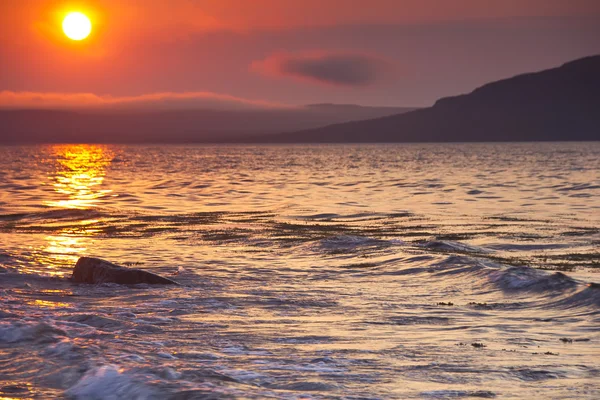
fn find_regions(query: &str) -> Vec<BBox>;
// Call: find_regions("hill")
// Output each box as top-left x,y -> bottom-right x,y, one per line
0,105 -> 415,144
251,55 -> 600,143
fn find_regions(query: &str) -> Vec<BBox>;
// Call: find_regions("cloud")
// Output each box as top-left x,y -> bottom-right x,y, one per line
0,91 -> 292,110
252,52 -> 396,86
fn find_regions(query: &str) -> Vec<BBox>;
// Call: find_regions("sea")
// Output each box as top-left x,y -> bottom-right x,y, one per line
0,143 -> 599,399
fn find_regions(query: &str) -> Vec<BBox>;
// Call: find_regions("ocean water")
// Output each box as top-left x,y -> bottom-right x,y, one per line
0,143 -> 599,399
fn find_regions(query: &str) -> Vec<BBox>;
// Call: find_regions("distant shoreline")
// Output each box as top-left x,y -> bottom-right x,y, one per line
1,140 -> 599,146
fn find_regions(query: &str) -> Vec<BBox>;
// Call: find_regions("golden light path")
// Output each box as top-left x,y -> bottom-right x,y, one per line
62,11 -> 92,41
35,145 -> 115,276
46,144 -> 114,209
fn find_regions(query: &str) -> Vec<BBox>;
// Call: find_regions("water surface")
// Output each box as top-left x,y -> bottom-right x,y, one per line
1,143 -> 599,399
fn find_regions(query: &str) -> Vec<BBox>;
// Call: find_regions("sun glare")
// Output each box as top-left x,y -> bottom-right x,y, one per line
62,12 -> 92,41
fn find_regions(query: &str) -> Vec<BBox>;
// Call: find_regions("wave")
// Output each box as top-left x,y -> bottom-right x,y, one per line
0,208 -> 108,223
435,257 -> 600,309
304,235 -> 405,255
421,240 -> 492,254
0,321 -> 68,344
65,365 -> 159,400
370,251 -> 599,310
488,267 -> 578,292
556,183 -> 600,192
424,254 -> 583,295
545,284 -> 600,309
421,390 -> 496,398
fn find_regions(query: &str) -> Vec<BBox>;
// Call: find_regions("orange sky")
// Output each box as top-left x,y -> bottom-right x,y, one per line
5,0 -> 599,40
1,0 -> 600,107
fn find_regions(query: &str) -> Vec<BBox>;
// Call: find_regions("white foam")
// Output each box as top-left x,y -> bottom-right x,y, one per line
44,339 -> 76,358
65,365 -> 158,400
0,321 -> 67,343
157,352 -> 177,359
216,367 -> 264,382
0,321 -> 26,343
421,390 -> 496,398
160,367 -> 181,380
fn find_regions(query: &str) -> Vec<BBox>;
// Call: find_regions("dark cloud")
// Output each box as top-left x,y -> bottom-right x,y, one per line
252,52 -> 395,86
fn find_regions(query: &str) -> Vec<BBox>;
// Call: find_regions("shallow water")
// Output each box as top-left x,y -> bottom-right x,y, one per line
0,143 -> 599,399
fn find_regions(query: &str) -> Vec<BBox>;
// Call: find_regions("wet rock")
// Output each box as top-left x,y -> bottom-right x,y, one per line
71,257 -> 179,285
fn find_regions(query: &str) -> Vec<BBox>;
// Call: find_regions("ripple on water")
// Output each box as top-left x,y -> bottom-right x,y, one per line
1,143 -> 600,398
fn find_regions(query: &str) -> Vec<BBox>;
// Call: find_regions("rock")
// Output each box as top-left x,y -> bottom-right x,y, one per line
71,257 -> 179,285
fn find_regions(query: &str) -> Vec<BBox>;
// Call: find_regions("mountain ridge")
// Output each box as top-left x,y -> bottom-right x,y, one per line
248,55 -> 600,143
0,104 -> 416,143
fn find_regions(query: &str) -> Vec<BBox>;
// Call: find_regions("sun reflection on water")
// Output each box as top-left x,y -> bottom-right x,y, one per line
45,144 -> 114,209
38,234 -> 89,275
28,299 -> 70,308
35,145 -> 115,275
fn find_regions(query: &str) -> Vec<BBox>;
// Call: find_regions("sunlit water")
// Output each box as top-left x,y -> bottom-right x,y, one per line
1,143 -> 599,399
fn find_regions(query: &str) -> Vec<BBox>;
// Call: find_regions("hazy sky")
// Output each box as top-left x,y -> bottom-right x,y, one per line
1,0 -> 600,108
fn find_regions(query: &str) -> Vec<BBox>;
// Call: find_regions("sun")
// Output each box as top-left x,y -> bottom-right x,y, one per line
62,12 -> 92,41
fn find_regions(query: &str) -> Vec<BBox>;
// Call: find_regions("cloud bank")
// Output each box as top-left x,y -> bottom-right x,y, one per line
252,52 -> 396,86
0,91 -> 291,110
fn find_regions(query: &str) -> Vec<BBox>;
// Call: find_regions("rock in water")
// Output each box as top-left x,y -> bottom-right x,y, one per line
72,257 -> 179,285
